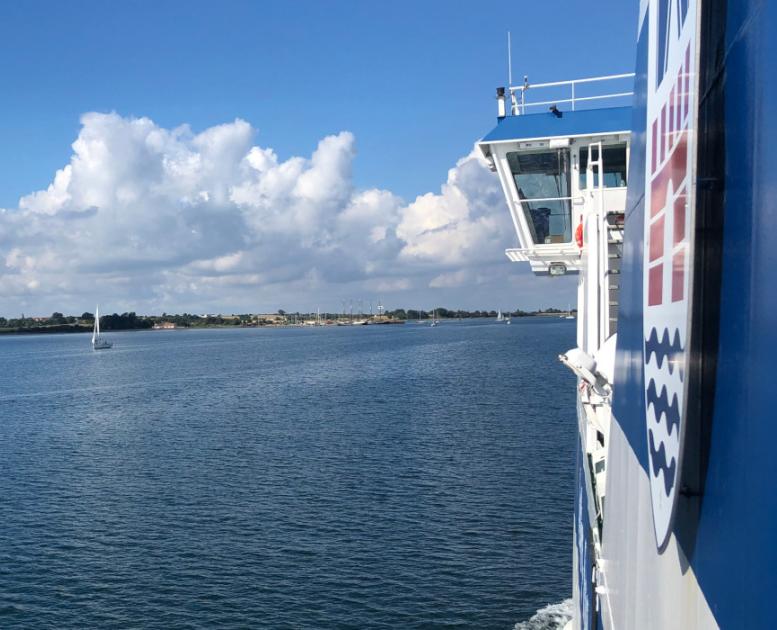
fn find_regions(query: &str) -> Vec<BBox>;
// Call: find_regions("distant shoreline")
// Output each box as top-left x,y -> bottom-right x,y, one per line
0,314 -> 576,337
0,324 -> 93,336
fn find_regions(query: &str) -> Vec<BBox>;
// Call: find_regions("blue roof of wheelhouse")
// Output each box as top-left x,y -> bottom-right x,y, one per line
481,106 -> 632,143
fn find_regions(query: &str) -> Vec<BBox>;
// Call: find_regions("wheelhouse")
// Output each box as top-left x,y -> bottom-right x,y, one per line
479,104 -> 631,276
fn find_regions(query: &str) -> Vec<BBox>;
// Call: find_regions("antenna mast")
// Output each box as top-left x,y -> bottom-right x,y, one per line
507,31 -> 513,87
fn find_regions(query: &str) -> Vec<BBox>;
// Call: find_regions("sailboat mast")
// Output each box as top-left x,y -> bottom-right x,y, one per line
93,305 -> 99,342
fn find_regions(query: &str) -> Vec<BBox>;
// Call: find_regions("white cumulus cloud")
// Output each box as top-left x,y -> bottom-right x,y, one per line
0,112 -> 549,315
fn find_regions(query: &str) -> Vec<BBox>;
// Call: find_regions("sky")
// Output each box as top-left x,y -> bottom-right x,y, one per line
0,1 -> 638,316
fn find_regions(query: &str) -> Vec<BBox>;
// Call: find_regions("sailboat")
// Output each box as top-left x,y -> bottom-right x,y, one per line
92,305 -> 113,350
430,309 -> 438,327
496,309 -> 504,322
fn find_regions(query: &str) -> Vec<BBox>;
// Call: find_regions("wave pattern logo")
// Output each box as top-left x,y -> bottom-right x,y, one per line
643,322 -> 686,546
646,369 -> 682,435
645,327 -> 683,498
648,430 -> 678,496
645,327 -> 685,379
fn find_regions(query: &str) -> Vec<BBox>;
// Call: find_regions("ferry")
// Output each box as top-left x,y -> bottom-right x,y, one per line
478,1 -> 776,627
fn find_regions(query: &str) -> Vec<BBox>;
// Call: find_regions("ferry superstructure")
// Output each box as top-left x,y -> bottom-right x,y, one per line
478,1 -> 776,627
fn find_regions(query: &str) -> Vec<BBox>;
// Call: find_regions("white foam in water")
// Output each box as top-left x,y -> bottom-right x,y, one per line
513,599 -> 574,630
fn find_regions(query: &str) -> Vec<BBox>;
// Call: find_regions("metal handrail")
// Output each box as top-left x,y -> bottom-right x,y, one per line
513,93 -> 634,110
510,73 -> 635,91
513,195 -> 583,204
507,73 -> 635,115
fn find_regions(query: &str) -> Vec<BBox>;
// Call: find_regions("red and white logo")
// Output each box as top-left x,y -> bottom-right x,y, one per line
643,0 -> 698,551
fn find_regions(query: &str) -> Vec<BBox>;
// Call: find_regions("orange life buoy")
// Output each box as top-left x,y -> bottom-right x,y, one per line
575,217 -> 584,248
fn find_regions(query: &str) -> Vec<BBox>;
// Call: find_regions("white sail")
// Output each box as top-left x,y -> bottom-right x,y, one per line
92,304 -> 112,350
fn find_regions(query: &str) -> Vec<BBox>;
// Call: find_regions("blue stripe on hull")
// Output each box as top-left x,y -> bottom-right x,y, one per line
690,1 -> 777,626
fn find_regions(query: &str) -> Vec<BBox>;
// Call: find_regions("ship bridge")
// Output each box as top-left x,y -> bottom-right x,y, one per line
479,79 -> 631,272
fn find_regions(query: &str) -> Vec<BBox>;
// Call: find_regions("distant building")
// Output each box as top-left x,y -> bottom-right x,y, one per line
253,313 -> 286,323
152,321 -> 177,330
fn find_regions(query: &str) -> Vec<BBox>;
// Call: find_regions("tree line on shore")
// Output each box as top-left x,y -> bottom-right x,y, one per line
0,306 -> 575,333
0,312 -> 154,333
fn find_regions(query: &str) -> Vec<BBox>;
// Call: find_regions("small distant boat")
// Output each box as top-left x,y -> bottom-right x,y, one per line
496,309 -> 504,322
92,305 -> 113,350
430,309 -> 439,327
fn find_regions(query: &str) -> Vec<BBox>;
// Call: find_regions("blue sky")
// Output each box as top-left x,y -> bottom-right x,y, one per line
0,1 -> 638,315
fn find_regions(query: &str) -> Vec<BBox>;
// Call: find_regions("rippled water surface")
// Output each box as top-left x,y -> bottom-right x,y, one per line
0,319 -> 576,629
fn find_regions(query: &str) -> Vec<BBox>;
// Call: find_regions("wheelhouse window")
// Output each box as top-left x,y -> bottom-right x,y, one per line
579,144 -> 628,189
507,149 -> 572,245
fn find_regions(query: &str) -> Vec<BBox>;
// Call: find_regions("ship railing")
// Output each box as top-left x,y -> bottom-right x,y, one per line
513,195 -> 582,204
506,73 -> 635,115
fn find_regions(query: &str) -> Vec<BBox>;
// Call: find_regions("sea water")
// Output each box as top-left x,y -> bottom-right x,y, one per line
0,318 -> 576,629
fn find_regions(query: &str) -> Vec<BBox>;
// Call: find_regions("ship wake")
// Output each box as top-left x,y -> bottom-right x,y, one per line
513,599 -> 573,630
